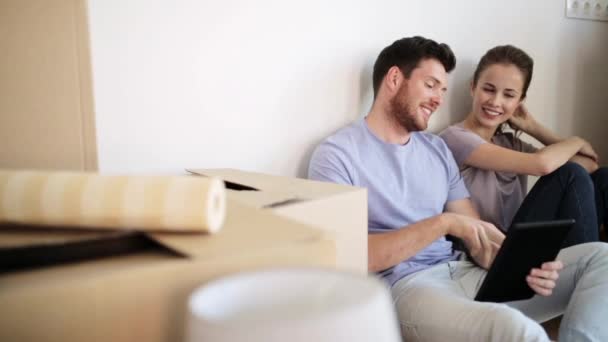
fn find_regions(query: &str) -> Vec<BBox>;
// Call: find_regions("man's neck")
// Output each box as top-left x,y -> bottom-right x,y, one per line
462,114 -> 497,142
366,104 -> 412,145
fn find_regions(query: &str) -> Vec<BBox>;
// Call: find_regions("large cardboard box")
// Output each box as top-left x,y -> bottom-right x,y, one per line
0,198 -> 335,342
187,168 -> 368,273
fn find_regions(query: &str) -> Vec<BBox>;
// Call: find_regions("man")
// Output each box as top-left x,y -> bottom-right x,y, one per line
308,36 -> 608,341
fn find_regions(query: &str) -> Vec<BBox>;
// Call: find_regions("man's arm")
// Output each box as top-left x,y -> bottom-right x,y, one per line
370,209 -> 506,272
368,215 -> 448,272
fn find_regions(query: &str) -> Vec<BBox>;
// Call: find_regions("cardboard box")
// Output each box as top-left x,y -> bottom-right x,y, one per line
187,168 -> 368,274
0,198 -> 335,342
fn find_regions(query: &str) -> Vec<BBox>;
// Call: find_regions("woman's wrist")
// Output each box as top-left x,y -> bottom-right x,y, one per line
567,136 -> 584,147
520,117 -> 538,136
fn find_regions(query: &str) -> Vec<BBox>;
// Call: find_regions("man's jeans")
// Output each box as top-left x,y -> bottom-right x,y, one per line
512,163 -> 608,247
391,243 -> 608,341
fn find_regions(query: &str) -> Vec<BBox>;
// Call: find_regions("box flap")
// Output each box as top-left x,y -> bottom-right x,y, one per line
187,168 -> 358,199
149,196 -> 328,258
223,190 -> 302,209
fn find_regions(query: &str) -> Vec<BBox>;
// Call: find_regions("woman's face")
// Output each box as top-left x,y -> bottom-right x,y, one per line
470,63 -> 525,129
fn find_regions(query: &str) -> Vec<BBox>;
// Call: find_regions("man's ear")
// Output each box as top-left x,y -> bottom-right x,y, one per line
384,66 -> 403,94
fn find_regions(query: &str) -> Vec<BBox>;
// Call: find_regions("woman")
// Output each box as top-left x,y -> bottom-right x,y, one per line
440,45 -> 608,247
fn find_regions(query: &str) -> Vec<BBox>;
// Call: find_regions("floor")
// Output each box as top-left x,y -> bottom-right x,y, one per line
542,316 -> 561,340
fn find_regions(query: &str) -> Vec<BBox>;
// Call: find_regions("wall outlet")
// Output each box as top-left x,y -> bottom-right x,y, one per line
566,0 -> 608,21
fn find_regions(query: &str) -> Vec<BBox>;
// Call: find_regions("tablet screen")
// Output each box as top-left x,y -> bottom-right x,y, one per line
474,219 -> 574,303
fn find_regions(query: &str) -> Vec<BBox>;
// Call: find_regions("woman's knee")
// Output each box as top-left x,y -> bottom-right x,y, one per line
556,162 -> 588,178
555,162 -> 593,188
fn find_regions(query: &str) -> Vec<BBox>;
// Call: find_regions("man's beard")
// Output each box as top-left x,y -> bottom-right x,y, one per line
389,86 -> 425,132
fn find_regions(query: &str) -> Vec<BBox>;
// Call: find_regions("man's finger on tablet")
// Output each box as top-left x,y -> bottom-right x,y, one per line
530,268 -> 559,281
528,282 -> 553,297
541,260 -> 564,271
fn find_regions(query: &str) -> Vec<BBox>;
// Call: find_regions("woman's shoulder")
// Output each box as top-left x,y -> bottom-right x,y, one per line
438,122 -> 467,137
439,122 -> 487,166
439,122 -> 486,148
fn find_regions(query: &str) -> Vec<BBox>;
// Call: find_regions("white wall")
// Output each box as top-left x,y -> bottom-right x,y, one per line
87,0 -> 608,177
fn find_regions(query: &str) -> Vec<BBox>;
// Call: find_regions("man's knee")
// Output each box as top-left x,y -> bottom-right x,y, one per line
561,242 -> 608,267
580,241 -> 608,261
484,305 -> 548,341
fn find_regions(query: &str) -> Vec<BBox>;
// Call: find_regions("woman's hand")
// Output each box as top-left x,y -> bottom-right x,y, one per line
571,155 -> 599,173
508,104 -> 537,133
526,260 -> 563,296
578,140 -> 599,162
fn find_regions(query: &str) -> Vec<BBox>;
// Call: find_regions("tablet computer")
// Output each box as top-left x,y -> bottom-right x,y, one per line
474,219 -> 574,303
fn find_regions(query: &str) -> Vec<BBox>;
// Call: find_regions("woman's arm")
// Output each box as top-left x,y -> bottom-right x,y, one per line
464,137 -> 586,176
509,104 -> 599,172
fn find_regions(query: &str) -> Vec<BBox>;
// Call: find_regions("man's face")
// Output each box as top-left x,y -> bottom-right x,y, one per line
389,59 -> 448,132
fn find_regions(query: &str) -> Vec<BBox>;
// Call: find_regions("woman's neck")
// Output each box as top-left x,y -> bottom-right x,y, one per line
462,114 -> 498,142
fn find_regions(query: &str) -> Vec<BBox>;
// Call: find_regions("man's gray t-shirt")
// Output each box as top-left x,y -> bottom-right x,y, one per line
308,118 -> 469,286
440,123 -> 537,231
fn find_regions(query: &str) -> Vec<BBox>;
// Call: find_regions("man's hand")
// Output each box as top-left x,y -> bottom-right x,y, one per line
526,261 -> 563,296
443,213 -> 504,269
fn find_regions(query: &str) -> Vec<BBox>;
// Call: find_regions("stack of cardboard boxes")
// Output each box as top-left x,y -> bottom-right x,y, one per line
0,169 -> 367,342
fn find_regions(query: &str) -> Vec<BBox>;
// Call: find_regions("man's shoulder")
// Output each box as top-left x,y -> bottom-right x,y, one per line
323,119 -> 365,145
314,120 -> 366,156
308,120 -> 365,184
411,131 -> 459,166
415,131 -> 451,149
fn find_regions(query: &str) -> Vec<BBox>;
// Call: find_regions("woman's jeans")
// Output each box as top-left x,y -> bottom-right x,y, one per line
512,163 -> 608,247
591,167 -> 608,236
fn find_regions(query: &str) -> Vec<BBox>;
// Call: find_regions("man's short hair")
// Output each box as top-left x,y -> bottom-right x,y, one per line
372,36 -> 456,98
